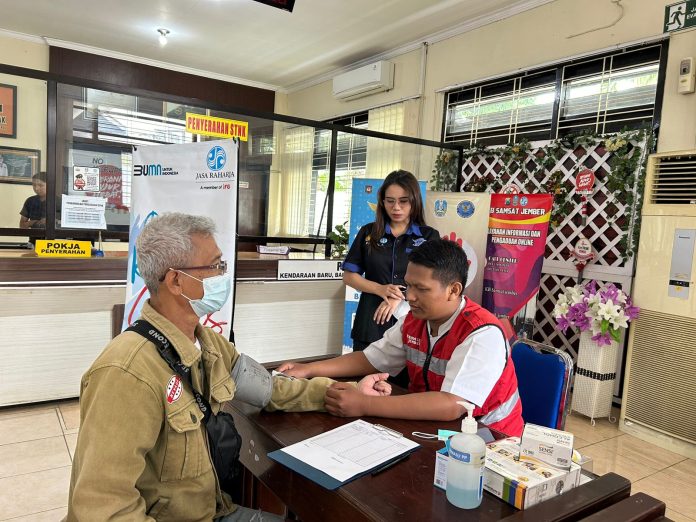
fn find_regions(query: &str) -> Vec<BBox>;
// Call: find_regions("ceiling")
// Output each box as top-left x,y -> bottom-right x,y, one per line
0,0 -> 553,91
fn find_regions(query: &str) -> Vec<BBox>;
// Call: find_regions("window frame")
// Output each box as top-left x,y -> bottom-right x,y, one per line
0,63 -> 458,255
442,40 -> 669,147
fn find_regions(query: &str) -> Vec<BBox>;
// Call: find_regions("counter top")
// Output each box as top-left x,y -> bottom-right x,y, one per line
0,250 -> 340,284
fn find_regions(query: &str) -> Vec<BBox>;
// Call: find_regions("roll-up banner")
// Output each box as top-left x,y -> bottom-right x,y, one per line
342,178 -> 426,354
482,193 -> 553,335
122,139 -> 238,338
425,192 -> 491,303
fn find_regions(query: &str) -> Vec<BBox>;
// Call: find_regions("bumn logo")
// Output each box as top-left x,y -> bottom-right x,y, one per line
134,164 -> 162,176
207,146 -> 226,171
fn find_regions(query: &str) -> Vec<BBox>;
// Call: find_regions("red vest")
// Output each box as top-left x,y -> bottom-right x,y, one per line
402,300 -> 524,436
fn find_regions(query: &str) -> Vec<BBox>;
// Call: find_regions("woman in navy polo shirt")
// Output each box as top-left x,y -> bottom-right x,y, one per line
342,170 -> 440,355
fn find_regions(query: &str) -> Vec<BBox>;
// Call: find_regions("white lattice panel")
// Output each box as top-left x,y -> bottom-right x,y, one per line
460,138 -> 644,363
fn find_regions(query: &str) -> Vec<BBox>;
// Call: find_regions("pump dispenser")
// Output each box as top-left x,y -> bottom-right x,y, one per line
446,401 -> 486,509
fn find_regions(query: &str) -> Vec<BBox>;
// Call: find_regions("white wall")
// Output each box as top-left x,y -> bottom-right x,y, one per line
286,47 -> 423,122
0,33 -> 49,70
285,0 -> 695,155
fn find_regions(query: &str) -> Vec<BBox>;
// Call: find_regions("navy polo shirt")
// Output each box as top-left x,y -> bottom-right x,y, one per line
20,195 -> 46,228
343,221 -> 440,344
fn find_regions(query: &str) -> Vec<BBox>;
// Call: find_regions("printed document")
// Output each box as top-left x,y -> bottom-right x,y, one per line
280,419 -> 419,482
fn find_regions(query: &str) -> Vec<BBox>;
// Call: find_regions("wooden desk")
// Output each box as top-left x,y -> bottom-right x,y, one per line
578,492 -> 667,522
229,400 -> 516,522
228,401 -> 633,522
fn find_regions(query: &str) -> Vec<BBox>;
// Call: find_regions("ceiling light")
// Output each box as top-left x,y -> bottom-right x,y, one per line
157,28 -> 170,46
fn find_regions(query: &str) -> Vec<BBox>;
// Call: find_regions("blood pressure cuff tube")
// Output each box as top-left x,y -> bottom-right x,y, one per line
230,353 -> 273,407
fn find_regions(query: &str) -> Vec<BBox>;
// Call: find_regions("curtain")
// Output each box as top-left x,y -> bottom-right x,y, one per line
267,124 -> 315,236
366,99 -> 421,177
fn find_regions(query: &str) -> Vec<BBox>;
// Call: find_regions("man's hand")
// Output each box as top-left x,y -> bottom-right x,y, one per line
275,361 -> 311,378
357,373 -> 392,396
325,382 -> 370,417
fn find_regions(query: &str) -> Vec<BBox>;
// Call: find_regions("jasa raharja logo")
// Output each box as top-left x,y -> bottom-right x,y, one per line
207,146 -> 226,171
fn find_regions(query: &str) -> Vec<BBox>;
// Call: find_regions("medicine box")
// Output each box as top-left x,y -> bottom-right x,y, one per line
519,423 -> 574,470
484,437 -> 581,509
434,437 -> 581,510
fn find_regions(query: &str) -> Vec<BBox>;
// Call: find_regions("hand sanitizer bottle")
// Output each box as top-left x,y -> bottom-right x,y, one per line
446,401 -> 486,509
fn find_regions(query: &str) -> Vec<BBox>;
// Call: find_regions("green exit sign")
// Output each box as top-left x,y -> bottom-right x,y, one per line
665,1 -> 696,32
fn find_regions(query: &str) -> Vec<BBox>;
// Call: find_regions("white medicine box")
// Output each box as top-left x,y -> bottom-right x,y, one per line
519,423 -> 574,470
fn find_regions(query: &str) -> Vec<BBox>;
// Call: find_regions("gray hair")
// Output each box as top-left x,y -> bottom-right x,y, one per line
136,212 -> 217,292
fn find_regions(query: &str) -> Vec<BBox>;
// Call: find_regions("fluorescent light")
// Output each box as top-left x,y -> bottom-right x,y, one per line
157,28 -> 170,46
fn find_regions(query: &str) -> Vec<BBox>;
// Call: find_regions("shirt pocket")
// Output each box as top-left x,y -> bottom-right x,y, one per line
210,374 -> 235,409
161,402 -> 207,481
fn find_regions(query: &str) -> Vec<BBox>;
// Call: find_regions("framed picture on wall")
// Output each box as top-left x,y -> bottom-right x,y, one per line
0,84 -> 17,138
0,146 -> 41,184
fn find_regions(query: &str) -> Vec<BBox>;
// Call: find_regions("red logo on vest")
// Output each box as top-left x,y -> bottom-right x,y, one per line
166,375 -> 182,404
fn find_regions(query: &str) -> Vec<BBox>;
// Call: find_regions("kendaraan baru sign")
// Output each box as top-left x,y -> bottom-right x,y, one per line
664,1 -> 696,32
35,239 -> 92,258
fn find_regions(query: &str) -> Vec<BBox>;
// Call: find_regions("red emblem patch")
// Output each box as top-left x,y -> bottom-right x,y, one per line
166,375 -> 182,404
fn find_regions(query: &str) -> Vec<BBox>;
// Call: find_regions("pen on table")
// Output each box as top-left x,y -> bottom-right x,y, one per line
371,454 -> 410,477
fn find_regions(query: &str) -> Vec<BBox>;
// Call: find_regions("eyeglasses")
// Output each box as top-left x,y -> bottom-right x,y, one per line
384,197 -> 411,207
159,260 -> 228,281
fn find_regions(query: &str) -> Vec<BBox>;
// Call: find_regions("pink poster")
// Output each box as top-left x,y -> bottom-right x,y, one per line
482,194 -> 553,330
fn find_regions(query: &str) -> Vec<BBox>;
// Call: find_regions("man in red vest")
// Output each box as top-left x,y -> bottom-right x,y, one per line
278,239 -> 524,437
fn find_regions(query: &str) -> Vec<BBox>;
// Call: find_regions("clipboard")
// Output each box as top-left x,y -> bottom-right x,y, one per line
268,420 -> 420,490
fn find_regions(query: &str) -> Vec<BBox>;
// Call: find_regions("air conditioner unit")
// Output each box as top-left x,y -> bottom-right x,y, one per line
332,61 -> 395,101
620,150 -> 696,460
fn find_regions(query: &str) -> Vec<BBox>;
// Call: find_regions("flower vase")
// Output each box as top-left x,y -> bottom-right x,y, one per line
571,330 -> 619,424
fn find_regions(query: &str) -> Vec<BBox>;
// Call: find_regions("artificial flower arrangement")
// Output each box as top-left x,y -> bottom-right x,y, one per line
553,280 -> 639,347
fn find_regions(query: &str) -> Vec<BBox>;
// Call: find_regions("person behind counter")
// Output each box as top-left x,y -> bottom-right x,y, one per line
19,172 -> 47,229
278,239 -> 524,437
66,212 -> 392,522
0,154 -> 8,177
342,170 -> 439,391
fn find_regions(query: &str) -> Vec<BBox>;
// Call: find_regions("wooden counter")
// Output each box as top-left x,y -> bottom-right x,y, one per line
0,249 -> 344,405
0,250 -> 333,284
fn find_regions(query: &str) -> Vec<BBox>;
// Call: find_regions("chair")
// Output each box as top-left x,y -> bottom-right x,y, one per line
511,338 -> 574,430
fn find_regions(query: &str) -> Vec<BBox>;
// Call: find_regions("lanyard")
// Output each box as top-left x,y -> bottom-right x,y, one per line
422,326 -> 449,392
127,320 -> 212,423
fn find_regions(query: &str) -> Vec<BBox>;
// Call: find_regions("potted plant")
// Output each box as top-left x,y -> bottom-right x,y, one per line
553,280 -> 639,423
553,281 -> 639,346
328,221 -> 349,259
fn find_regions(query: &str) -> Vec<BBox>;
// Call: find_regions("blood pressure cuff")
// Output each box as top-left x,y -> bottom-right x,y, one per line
231,353 -> 273,407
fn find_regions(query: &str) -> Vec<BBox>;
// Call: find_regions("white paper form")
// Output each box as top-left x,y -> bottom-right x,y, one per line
280,419 -> 419,482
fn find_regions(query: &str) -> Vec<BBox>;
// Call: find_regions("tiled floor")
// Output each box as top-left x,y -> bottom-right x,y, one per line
0,401 -> 694,520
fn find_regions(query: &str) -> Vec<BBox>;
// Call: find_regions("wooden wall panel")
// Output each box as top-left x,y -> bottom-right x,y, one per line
49,47 -> 275,113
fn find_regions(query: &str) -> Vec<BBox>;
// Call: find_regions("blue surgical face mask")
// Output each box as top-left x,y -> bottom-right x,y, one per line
178,271 -> 232,317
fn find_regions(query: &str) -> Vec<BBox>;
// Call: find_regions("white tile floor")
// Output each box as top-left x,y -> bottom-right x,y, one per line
0,401 -> 694,520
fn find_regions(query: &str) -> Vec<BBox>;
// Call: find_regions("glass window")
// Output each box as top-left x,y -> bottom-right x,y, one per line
443,43 -> 665,145
0,73 -> 47,236
56,83 -> 205,232
445,71 -> 555,146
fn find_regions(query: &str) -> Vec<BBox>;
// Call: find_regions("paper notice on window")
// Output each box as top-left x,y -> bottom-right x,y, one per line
72,166 -> 100,193
61,195 -> 107,230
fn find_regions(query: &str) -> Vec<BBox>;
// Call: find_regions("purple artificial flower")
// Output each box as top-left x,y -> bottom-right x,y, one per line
624,298 -> 640,320
600,283 -> 620,303
568,302 -> 592,330
556,315 -> 570,333
583,280 -> 598,297
591,331 -> 613,347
